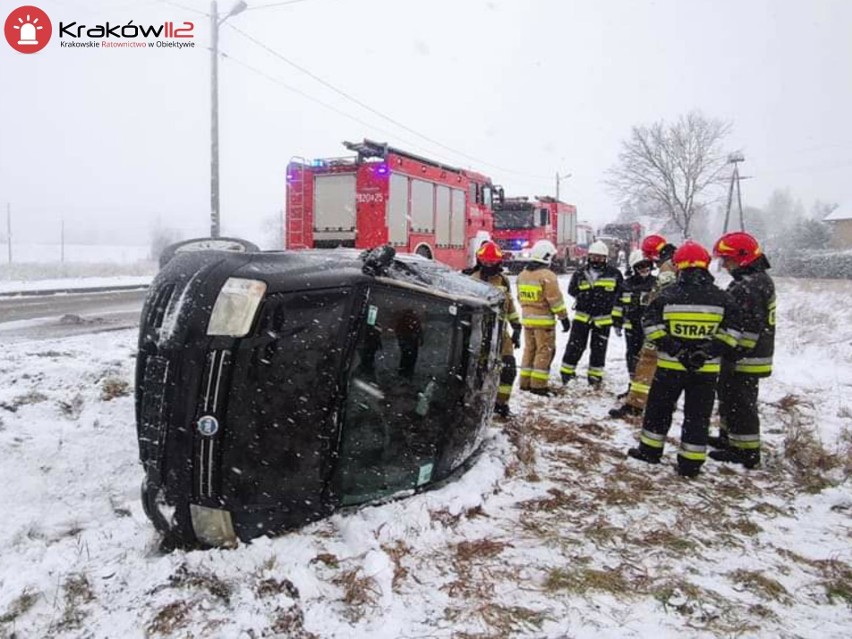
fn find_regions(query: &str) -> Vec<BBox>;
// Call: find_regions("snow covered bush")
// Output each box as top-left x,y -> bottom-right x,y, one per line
772,248 -> 852,279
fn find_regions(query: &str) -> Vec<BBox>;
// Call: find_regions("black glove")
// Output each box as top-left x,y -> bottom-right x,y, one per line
659,336 -> 684,357
560,317 -> 571,333
678,350 -> 708,372
511,324 -> 522,349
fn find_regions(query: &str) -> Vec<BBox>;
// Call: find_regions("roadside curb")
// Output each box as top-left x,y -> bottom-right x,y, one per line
0,284 -> 150,298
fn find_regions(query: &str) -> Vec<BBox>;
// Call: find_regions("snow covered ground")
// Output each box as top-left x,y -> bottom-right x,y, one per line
0,276 -> 850,638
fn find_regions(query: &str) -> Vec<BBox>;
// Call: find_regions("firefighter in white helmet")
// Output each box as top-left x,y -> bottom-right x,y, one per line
560,240 -> 623,385
517,240 -> 569,396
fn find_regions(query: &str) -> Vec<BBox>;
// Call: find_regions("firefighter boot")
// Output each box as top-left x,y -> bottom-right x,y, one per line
709,448 -> 760,469
676,459 -> 702,478
561,372 -> 575,384
707,431 -> 730,450
609,404 -> 642,419
493,402 -> 512,419
530,387 -> 553,398
627,446 -> 661,465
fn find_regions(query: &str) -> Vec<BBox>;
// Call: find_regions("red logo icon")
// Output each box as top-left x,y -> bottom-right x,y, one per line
4,6 -> 52,53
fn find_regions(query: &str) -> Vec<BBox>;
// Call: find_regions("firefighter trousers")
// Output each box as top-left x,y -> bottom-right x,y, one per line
625,328 -> 645,376
561,321 -> 610,382
637,367 -> 717,475
717,360 -> 761,450
624,342 -> 657,409
520,327 -> 556,391
497,355 -> 518,405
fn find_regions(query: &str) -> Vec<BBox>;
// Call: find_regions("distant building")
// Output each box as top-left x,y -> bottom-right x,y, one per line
823,209 -> 852,249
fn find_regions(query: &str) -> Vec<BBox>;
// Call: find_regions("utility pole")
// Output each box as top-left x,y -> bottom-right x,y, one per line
555,171 -> 572,202
6,203 -> 10,264
210,1 -> 220,238
209,1 -> 247,239
723,153 -> 748,233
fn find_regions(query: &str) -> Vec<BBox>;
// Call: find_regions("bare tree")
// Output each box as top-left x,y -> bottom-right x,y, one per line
607,111 -> 733,237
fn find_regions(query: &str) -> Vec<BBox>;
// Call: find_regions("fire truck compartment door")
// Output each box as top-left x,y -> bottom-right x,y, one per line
313,174 -> 356,239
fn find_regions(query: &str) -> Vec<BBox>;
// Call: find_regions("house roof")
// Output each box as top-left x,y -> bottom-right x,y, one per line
823,209 -> 852,221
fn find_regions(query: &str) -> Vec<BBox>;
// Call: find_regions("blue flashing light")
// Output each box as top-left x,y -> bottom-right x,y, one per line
374,163 -> 389,176
311,159 -> 326,168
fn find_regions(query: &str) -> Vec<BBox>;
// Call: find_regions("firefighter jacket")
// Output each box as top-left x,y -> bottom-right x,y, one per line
725,256 -> 776,377
470,269 -> 520,356
642,269 -> 743,374
567,265 -> 623,328
613,273 -> 657,332
517,264 -> 568,328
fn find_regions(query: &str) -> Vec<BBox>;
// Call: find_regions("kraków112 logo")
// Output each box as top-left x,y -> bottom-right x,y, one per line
4,5 -> 52,54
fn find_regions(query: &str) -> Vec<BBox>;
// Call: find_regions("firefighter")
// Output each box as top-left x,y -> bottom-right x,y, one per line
517,240 -> 570,396
560,240 -> 623,386
469,241 -> 522,418
613,249 -> 657,379
626,241 -> 742,478
609,236 -> 678,418
707,232 -> 776,468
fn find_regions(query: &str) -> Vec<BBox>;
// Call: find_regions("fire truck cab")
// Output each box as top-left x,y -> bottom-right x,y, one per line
286,139 -> 502,270
490,196 -> 579,272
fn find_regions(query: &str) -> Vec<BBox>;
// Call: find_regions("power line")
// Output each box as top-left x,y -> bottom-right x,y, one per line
225,22 -> 551,180
219,50 -> 528,175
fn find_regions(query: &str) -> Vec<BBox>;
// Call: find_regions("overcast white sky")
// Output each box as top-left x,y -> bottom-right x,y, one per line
2,0 -> 851,246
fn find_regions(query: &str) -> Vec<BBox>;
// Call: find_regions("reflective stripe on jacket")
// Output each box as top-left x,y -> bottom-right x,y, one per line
641,268 -> 742,375
517,266 -> 567,328
567,264 -> 623,325
726,261 -> 776,377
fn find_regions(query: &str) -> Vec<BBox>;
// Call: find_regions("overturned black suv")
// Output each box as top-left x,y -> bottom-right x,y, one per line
136,244 -> 505,547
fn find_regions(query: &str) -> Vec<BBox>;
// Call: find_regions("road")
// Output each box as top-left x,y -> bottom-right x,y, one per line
0,289 -> 147,342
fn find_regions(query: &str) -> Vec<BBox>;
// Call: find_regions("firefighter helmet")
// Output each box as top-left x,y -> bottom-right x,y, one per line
530,240 -> 557,264
641,234 -> 667,261
673,241 -> 711,270
629,249 -> 648,269
588,241 -> 609,257
476,241 -> 504,266
713,232 -> 763,267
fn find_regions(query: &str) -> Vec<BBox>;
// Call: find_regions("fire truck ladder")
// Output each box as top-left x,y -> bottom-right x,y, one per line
343,139 -> 463,174
287,156 -> 308,248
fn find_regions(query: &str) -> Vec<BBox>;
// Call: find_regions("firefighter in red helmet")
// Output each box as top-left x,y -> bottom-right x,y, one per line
641,234 -> 668,262
609,236 -> 678,418
708,232 -> 776,468
469,241 -> 522,418
627,241 -> 742,478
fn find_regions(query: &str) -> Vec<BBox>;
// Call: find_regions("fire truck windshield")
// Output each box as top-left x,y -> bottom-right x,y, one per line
494,209 -> 535,229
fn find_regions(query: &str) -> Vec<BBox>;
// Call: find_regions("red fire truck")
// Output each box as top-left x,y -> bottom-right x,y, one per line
490,196 -> 581,272
285,139 -> 502,270
596,221 -> 645,265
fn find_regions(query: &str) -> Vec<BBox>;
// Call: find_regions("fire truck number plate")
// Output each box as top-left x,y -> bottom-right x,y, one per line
356,193 -> 384,204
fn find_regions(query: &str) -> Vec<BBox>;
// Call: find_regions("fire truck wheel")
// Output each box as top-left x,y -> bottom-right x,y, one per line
415,244 -> 433,260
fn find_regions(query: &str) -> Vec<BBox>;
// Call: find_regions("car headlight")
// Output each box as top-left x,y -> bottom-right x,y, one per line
207,278 -> 267,336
